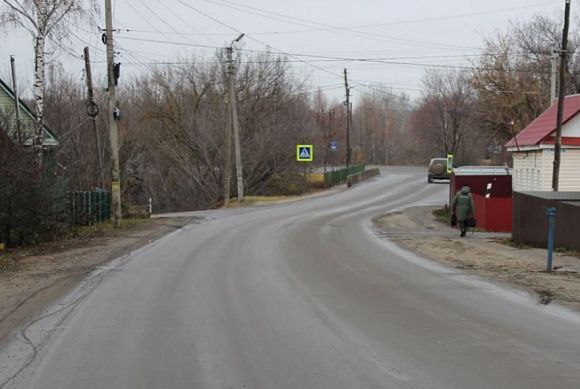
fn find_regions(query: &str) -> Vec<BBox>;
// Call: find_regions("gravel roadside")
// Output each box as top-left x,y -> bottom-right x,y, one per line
0,217 -> 200,345
373,206 -> 580,311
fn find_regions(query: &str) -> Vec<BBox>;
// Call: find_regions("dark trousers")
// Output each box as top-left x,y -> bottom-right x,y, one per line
459,220 -> 467,236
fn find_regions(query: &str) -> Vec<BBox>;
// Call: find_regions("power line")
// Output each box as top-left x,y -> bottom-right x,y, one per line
114,36 -> 551,74
172,0 -> 345,81
125,0 -> 178,44
197,0 -> 479,51
136,0 -> 195,46
104,1 -> 560,37
338,1 -> 560,29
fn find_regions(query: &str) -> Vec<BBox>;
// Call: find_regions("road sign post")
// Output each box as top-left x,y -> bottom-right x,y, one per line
329,140 -> 338,152
296,145 -> 314,162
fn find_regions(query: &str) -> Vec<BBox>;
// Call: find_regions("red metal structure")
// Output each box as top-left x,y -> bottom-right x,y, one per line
450,167 -> 513,232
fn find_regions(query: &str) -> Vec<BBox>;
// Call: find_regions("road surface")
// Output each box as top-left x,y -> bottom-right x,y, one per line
1,167 -> 579,389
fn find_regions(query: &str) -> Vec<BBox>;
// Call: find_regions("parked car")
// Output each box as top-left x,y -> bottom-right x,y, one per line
427,158 -> 450,183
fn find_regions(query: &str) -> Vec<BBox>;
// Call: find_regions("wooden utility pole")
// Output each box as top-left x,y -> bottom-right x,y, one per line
9,55 -> 22,138
105,0 -> 122,226
83,47 -> 104,188
344,68 -> 351,186
553,0 -> 571,192
550,50 -> 559,104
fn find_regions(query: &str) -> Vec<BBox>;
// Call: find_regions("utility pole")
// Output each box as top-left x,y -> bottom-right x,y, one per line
225,33 -> 245,203
553,0 -> 571,192
105,0 -> 122,226
223,63 -> 232,207
9,55 -> 21,138
83,47 -> 104,188
344,68 -> 351,186
551,50 -> 559,104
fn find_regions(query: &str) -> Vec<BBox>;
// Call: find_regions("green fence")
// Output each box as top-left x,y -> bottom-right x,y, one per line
68,190 -> 112,226
324,165 -> 365,187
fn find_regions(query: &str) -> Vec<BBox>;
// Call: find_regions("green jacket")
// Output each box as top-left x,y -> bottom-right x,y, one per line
452,187 -> 475,222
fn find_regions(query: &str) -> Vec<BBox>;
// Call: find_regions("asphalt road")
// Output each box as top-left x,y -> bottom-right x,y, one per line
1,167 -> 579,389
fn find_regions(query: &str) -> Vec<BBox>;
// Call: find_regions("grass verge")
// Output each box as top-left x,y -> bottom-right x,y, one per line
0,218 -> 155,272
432,207 -> 451,225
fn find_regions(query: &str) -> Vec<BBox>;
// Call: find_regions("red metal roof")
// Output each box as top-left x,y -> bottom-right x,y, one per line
505,94 -> 580,148
542,136 -> 580,146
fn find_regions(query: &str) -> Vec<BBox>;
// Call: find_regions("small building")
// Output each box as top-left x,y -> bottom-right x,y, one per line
0,77 -> 58,148
450,166 -> 513,232
505,95 -> 580,192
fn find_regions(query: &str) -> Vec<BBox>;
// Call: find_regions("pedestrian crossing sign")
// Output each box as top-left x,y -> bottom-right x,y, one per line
296,145 -> 314,162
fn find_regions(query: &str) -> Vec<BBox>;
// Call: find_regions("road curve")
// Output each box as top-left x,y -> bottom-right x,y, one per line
1,167 -> 579,389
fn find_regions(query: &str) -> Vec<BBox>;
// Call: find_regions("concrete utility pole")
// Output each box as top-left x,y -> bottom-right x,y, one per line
223,65 -> 232,206
553,0 -> 572,192
83,47 -> 104,188
9,55 -> 21,137
551,50 -> 559,104
105,0 -> 122,226
226,33 -> 245,203
344,68 -> 352,186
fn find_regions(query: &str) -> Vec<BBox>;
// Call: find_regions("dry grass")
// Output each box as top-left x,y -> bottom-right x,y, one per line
307,173 -> 324,184
0,218 -> 155,272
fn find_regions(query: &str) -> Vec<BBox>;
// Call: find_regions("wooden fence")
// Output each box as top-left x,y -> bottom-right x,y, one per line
512,191 -> 580,251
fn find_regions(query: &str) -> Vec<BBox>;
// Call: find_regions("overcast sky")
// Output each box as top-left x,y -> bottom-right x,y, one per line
0,0 -> 571,104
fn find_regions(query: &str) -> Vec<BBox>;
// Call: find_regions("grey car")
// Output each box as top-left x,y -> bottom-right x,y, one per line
427,158 -> 449,183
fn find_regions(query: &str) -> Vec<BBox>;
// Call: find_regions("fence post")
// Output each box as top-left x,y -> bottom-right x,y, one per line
546,207 -> 557,272
88,191 -> 92,227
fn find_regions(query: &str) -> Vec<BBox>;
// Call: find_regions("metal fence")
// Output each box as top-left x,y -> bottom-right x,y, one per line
512,191 -> 580,251
68,190 -> 112,226
324,165 -> 365,187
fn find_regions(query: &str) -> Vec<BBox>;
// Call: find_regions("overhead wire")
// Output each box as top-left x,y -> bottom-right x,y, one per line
112,35 -> 552,74
91,1 -> 560,37
69,0 -> 557,99
173,0 -> 346,81
196,0 -> 479,51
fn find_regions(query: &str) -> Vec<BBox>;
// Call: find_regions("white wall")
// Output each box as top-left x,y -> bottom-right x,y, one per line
542,149 -> 580,191
513,151 -> 544,191
563,113 -> 580,137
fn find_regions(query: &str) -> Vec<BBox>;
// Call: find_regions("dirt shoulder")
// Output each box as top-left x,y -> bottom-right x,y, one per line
0,217 -> 199,344
373,206 -> 580,311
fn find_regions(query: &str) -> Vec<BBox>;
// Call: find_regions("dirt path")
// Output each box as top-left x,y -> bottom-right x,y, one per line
374,206 -> 580,311
0,217 -> 199,345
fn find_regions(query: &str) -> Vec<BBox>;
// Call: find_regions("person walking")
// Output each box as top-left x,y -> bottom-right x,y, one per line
452,186 -> 475,237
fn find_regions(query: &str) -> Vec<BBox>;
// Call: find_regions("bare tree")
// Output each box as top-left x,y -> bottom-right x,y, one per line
415,69 -> 474,161
352,89 -> 411,165
0,0 -> 98,166
470,15 -> 580,152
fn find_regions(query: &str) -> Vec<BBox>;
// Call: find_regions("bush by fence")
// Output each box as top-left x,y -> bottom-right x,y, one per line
324,165 -> 365,187
0,151 -> 70,247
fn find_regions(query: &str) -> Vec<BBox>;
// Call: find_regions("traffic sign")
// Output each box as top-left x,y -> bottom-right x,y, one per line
296,145 -> 314,162
329,140 -> 338,152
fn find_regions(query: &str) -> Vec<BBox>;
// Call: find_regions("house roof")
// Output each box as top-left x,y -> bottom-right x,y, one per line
0,77 -> 58,147
505,94 -> 580,148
